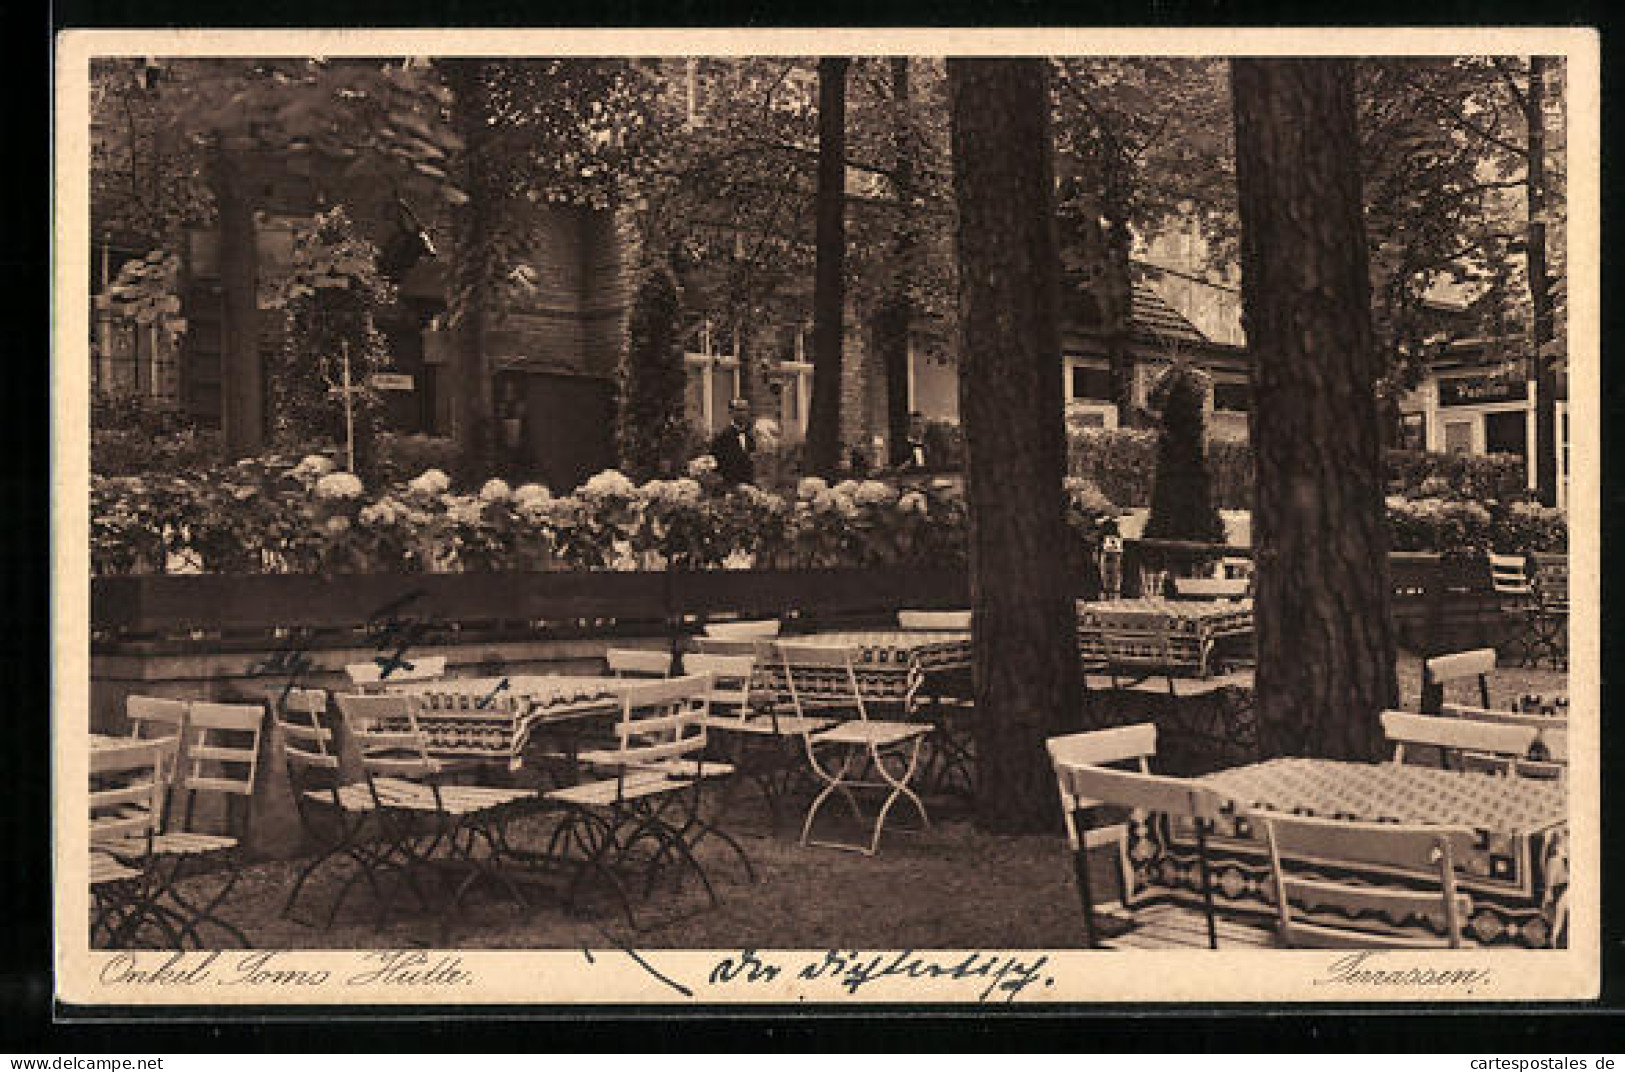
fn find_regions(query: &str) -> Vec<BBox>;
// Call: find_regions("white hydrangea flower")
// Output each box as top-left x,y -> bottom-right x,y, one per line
796,476 -> 829,500
479,478 -> 512,503
314,472 -> 365,500
854,479 -> 896,507
324,515 -> 352,534
292,454 -> 336,481
898,490 -> 927,515
408,468 -> 452,497
687,454 -> 719,478
832,479 -> 861,498
582,469 -> 636,500
447,498 -> 484,526
671,478 -> 703,504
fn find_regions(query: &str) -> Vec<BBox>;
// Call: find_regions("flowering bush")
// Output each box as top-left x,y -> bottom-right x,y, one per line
1385,494 -> 1566,557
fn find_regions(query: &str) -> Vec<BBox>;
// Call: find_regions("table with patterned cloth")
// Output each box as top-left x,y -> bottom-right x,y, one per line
1076,597 -> 1254,678
766,630 -> 973,713
1118,757 -> 1568,948
382,675 -> 624,766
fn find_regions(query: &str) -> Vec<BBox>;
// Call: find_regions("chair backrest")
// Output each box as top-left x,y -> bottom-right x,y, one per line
1420,647 -> 1496,712
1530,552 -> 1569,607
1046,724 -> 1158,850
1488,553 -> 1533,597
1256,810 -> 1472,949
690,636 -> 773,658
91,739 -> 166,848
334,692 -> 438,780
897,609 -> 972,631
1051,763 -> 1225,823
1380,709 -> 1539,770
604,648 -> 673,679
1442,702 -> 1568,731
345,654 -> 449,689
274,687 -> 342,782
125,695 -> 189,790
605,674 -> 713,770
703,619 -> 782,639
775,642 -> 867,722
681,653 -> 755,718
181,702 -> 265,798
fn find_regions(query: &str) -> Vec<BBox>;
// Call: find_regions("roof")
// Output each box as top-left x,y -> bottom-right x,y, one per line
1129,284 -> 1210,348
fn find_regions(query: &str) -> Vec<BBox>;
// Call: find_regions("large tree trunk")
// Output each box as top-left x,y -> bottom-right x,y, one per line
1231,59 -> 1397,761
877,56 -> 915,466
949,58 -> 1080,833
445,60 -> 498,480
1525,56 -> 1559,507
806,57 -> 849,477
213,137 -> 264,459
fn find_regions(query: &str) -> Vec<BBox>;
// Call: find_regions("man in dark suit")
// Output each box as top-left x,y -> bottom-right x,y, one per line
709,398 -> 758,486
897,410 -> 931,473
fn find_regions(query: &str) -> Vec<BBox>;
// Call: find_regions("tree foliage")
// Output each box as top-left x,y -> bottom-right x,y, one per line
616,265 -> 690,480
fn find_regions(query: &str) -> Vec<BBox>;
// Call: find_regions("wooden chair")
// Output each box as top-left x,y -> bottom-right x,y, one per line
1047,758 -> 1232,949
1527,553 -> 1570,669
1419,648 -> 1496,714
703,619 -> 782,640
1256,810 -> 1474,948
1045,724 -> 1156,943
896,609 -> 972,631
334,691 -> 539,939
124,696 -> 189,830
683,649 -> 833,830
1488,553 -> 1542,665
1380,709 -> 1540,774
605,648 -> 674,679
544,674 -> 751,926
91,739 -> 180,948
124,702 -> 267,947
346,654 -> 448,692
778,642 -> 932,856
272,687 -> 412,928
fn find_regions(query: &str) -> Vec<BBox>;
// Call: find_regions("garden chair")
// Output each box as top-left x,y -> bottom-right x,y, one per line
124,695 -> 189,831
1488,553 -> 1541,665
1419,648 -> 1496,714
125,701 -> 267,947
346,654 -> 448,693
702,619 -> 782,639
896,609 -> 972,631
91,739 -> 180,948
334,691 -> 539,941
273,687 -> 417,928
778,641 -> 932,856
1527,553 -> 1570,669
1380,709 -> 1540,775
1046,757 -> 1234,950
542,674 -> 749,927
605,648 -> 674,678
1256,810 -> 1474,948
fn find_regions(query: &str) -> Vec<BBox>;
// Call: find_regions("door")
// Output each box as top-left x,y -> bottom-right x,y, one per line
523,372 -> 617,493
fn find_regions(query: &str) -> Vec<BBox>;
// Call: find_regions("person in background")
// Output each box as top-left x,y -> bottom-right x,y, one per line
710,397 -> 757,486
898,410 -> 931,473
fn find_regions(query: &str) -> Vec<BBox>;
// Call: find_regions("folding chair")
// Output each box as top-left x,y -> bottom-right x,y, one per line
335,692 -> 539,940
346,654 -> 448,693
124,696 -> 188,830
1419,648 -> 1495,714
125,702 -> 267,947
543,674 -> 747,927
91,739 -> 180,948
605,648 -> 674,678
1046,724 -> 1157,943
896,609 -> 977,796
778,642 -> 932,856
1047,758 -> 1231,949
1380,709 -> 1539,775
273,688 -> 413,928
684,648 -> 835,830
1256,810 -> 1474,948
1528,554 -> 1570,669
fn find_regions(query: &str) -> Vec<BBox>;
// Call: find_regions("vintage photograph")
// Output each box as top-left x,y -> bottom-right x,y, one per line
55,29 -> 1598,1004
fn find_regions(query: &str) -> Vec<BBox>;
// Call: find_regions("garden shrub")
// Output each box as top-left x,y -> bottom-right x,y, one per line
1386,449 -> 1527,503
372,433 -> 462,487
1143,365 -> 1225,547
616,265 -> 691,480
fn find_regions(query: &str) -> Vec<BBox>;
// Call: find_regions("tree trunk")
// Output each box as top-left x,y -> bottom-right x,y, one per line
879,56 -> 915,466
1525,56 -> 1558,507
806,57 -> 849,477
949,58 -> 1080,833
213,137 -> 264,458
1231,59 -> 1397,761
445,60 -> 497,481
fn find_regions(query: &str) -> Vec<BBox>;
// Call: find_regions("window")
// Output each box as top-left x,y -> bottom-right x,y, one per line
1212,380 -> 1250,413
1444,420 -> 1473,455
1399,412 -> 1427,451
1068,362 -> 1113,402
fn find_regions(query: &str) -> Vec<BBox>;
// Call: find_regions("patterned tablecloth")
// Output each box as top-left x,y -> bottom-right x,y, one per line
1076,597 -> 1254,677
768,630 -> 973,711
382,675 -> 624,764
1120,757 -> 1569,948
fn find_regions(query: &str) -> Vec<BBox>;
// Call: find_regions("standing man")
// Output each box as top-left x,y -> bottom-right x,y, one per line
897,410 -> 931,473
710,397 -> 758,486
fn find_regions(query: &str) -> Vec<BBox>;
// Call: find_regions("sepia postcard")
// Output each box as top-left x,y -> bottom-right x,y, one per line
53,26 -> 1600,1007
